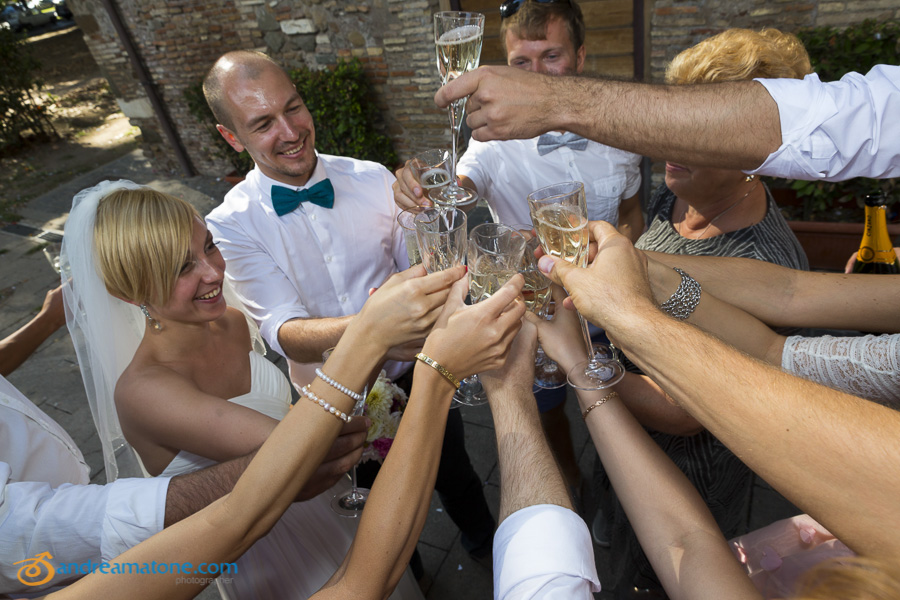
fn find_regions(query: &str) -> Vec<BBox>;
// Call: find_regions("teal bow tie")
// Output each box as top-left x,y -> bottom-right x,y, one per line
271,179 -> 335,216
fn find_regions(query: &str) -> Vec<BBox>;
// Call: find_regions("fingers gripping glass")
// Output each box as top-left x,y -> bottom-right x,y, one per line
527,182 -> 625,390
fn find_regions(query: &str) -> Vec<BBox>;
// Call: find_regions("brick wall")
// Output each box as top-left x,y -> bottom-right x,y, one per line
69,0 -> 449,176
68,0 -> 900,176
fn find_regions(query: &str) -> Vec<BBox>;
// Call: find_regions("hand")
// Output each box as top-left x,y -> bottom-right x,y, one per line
393,161 -> 432,209
434,66 -> 562,143
353,264 -> 466,356
295,417 -> 369,501
421,273 -> 526,380
479,317 -> 538,398
522,285 -> 585,374
385,339 -> 425,362
40,285 -> 67,332
537,221 -> 657,332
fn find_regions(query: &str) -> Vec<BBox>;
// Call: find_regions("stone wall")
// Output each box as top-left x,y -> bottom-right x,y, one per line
69,0 -> 900,176
69,0 -> 448,176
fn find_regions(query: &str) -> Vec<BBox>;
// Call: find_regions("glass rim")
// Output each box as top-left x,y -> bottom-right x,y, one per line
434,11 -> 485,20
413,206 -> 467,232
526,181 -> 585,204
468,223 -> 526,258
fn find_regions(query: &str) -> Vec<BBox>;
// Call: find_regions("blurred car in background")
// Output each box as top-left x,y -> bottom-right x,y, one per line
53,0 -> 71,19
0,2 -> 57,32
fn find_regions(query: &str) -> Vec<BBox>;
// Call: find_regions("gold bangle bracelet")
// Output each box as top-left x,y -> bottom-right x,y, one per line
581,391 -> 619,421
414,353 -> 460,389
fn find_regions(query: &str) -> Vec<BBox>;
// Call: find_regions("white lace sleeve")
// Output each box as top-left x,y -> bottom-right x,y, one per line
782,334 -> 900,408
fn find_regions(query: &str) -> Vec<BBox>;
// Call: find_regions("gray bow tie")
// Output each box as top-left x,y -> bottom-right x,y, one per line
536,132 -> 589,156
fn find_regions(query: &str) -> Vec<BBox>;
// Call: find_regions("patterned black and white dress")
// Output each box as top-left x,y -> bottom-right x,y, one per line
599,182 -> 809,593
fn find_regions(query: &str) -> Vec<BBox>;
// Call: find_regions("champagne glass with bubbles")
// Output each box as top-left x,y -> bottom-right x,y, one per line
528,182 -> 625,390
414,207 -> 468,274
432,12 -> 484,208
459,223 -> 526,406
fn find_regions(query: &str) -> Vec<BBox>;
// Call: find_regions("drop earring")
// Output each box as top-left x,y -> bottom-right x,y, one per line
140,304 -> 162,331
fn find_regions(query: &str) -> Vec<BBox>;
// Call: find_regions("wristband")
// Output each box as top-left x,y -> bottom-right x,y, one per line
415,353 -> 460,389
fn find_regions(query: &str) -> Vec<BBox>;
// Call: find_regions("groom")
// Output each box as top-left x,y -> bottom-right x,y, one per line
203,50 -> 496,563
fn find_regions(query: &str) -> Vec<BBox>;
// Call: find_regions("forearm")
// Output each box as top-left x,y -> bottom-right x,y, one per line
558,78 -> 779,170
610,304 -> 900,561
615,373 -> 703,435
648,259 -> 786,365
316,365 -> 455,600
277,315 -> 355,363
579,392 -> 759,600
163,453 -> 254,527
647,252 -> 900,333
0,311 -> 61,376
492,386 -> 572,524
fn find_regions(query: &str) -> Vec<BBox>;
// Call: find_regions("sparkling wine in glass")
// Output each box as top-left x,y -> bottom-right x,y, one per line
458,223 -> 526,406
510,225 -> 567,389
432,12 -> 484,208
410,148 -> 452,197
528,182 -> 625,390
414,207 -> 468,274
320,347 -> 370,518
397,206 -> 428,267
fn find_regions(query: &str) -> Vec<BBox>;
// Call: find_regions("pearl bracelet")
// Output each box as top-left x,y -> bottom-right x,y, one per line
300,385 -> 351,423
315,368 -> 364,402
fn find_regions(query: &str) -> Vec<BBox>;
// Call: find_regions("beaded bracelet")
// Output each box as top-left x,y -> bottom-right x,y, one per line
315,368 -> 364,402
300,385 -> 352,423
659,267 -> 702,320
581,391 -> 618,421
414,353 -> 460,389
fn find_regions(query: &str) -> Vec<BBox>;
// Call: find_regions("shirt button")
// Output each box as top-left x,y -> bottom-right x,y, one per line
340,294 -> 349,303
310,213 -> 317,221
324,255 -> 332,263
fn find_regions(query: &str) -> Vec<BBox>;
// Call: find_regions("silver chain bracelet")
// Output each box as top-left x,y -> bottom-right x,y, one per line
659,267 -> 701,320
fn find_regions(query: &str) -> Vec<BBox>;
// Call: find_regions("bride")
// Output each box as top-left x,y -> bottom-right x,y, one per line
61,180 -> 455,599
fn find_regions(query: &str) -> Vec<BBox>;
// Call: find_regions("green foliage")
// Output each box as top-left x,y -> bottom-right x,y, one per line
290,59 -> 397,170
773,19 -> 900,221
183,81 -> 253,175
0,27 -> 57,152
184,58 -> 396,176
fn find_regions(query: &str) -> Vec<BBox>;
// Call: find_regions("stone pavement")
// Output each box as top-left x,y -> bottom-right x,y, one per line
1,148 -> 799,599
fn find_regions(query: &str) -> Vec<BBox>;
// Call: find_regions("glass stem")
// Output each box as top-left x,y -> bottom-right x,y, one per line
448,97 -> 466,187
576,312 -> 595,363
349,465 -> 359,494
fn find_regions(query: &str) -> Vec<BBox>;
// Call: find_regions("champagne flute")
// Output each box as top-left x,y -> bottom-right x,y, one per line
320,347 -> 370,518
414,206 -> 468,274
510,224 -> 567,389
460,223 -> 526,406
431,11 -> 484,208
528,182 -> 625,390
397,206 -> 428,267
409,148 -> 452,198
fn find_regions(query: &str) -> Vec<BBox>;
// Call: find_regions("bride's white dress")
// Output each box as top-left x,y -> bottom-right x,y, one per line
160,352 -> 422,600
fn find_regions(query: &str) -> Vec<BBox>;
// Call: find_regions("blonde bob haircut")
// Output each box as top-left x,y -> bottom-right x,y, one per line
93,187 -> 199,307
793,556 -> 900,600
666,28 -> 812,85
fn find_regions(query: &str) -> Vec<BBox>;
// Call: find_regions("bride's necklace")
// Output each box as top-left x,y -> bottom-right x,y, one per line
677,176 -> 760,239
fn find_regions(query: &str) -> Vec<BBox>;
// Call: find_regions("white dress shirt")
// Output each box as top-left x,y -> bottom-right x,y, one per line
0,376 -> 169,594
752,65 -> 900,181
457,137 -> 642,226
207,155 -> 409,367
493,504 -> 601,599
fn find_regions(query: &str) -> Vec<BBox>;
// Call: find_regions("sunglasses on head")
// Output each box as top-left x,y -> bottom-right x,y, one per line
499,0 -> 570,20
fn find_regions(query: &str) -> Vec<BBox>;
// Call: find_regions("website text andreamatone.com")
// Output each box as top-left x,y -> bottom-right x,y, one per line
55,560 -> 238,576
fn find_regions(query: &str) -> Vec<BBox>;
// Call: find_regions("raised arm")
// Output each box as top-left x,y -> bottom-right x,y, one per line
0,286 -> 66,376
539,222 -> 900,563
316,274 -> 525,600
646,251 -> 900,333
435,66 -> 780,170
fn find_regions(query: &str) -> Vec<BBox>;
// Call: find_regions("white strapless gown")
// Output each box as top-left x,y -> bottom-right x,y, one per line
160,352 -> 422,600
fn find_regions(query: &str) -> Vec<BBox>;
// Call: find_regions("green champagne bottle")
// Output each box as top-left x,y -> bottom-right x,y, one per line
852,192 -> 899,274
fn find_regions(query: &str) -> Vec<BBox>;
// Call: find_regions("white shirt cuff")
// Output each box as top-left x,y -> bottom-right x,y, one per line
100,476 -> 171,560
493,504 -> 600,599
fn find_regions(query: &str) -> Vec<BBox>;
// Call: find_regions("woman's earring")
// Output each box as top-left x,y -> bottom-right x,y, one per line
745,174 -> 756,182
140,304 -> 162,331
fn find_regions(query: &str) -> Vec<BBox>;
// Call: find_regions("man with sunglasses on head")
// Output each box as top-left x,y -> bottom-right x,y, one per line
395,0 -> 643,509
